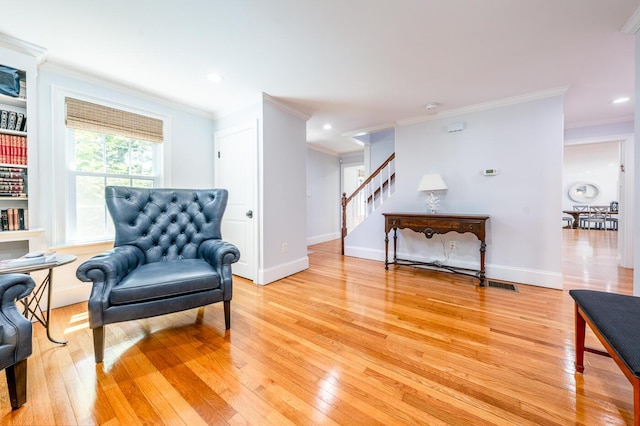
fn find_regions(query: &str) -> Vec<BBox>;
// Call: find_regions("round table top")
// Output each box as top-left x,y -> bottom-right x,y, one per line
0,254 -> 77,274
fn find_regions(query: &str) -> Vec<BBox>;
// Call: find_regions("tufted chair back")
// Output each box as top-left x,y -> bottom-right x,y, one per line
106,186 -> 228,263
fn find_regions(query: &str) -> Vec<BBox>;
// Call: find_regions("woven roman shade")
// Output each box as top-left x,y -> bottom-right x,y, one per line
65,97 -> 163,143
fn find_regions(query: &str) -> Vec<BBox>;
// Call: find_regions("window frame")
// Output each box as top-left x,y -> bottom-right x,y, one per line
66,128 -> 160,243
51,86 -> 170,246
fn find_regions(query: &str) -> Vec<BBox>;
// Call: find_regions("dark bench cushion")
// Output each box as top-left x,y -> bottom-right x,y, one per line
569,289 -> 640,377
110,259 -> 220,305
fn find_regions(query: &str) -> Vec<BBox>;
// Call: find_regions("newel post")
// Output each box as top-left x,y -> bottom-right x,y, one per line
341,192 -> 347,255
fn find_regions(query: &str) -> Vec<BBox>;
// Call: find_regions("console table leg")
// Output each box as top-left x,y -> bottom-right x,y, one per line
479,241 -> 487,287
384,232 -> 389,270
393,228 -> 398,263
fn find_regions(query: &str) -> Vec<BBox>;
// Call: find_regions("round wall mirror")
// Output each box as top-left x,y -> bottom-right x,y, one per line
568,182 -> 600,203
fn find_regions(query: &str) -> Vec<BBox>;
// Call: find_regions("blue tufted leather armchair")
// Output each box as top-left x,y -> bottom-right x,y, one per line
76,186 -> 240,363
0,273 -> 35,409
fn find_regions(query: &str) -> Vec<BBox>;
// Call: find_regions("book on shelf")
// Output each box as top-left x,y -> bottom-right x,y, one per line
0,134 -> 27,165
0,170 -> 25,179
0,208 -> 27,231
0,251 -> 57,269
0,111 -> 26,132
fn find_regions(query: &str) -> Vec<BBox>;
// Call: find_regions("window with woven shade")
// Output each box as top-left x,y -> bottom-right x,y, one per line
64,97 -> 163,243
65,97 -> 163,143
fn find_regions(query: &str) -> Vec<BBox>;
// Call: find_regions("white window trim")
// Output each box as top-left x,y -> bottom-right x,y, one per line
50,85 -> 171,246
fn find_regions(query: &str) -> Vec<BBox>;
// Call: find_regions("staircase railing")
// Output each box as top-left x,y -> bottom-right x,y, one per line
341,153 -> 395,254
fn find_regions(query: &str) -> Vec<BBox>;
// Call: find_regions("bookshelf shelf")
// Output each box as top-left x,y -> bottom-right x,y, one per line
0,228 -> 43,243
0,93 -> 26,108
0,129 -> 27,137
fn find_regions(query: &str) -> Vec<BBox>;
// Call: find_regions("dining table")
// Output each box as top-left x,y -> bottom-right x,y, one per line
563,209 -> 617,229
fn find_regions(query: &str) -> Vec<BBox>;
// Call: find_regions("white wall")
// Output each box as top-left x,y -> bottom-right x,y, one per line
369,128 -> 395,171
307,148 -> 341,245
345,95 -> 565,289
635,30 -> 640,297
260,98 -> 309,283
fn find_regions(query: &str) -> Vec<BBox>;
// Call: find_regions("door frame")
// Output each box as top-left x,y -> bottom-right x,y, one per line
564,132 -> 634,268
214,120 -> 260,283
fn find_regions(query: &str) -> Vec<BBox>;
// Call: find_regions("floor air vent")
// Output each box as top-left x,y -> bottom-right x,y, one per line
486,280 -> 518,292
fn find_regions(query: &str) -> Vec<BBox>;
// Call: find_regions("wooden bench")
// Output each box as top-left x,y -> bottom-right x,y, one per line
569,289 -> 640,426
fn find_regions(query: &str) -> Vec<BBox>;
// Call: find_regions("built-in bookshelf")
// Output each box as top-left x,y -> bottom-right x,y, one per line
0,38 -> 45,259
0,66 -> 29,236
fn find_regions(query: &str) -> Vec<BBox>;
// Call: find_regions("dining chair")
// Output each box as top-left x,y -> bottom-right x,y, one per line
584,205 -> 609,230
572,205 -> 589,229
606,201 -> 619,231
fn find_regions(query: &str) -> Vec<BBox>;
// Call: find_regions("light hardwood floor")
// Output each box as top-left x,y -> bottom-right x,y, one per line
0,229 -> 633,425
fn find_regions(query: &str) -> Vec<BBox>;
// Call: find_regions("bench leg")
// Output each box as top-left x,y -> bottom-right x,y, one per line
634,377 -> 640,426
575,303 -> 586,373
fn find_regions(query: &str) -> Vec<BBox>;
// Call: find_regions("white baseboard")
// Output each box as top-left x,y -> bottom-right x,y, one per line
485,264 -> 563,289
52,285 -> 92,310
307,232 -> 341,246
257,256 -> 309,285
344,245 -> 386,261
344,246 -> 563,289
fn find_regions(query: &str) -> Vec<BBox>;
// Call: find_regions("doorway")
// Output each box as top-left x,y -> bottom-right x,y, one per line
214,121 -> 258,281
341,162 -> 365,231
562,135 -> 633,269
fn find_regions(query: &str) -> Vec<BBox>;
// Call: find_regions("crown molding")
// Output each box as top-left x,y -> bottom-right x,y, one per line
40,61 -> 214,119
262,93 -> 311,121
0,33 -> 47,61
622,6 -> 640,34
564,132 -> 633,146
396,86 -> 570,126
341,122 -> 395,138
564,116 -> 634,130
306,143 -> 340,156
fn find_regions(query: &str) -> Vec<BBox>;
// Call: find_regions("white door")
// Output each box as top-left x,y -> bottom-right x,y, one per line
214,121 -> 257,281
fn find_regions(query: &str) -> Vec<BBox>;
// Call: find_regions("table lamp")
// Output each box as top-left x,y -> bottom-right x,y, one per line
418,173 -> 448,213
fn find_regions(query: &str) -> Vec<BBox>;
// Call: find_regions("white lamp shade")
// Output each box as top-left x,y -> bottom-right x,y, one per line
417,174 -> 448,192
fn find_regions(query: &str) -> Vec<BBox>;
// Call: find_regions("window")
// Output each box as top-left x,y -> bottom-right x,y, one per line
57,95 -> 165,244
68,129 -> 159,242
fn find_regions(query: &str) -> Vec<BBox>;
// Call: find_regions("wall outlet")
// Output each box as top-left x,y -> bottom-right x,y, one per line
282,243 -> 288,253
449,240 -> 456,249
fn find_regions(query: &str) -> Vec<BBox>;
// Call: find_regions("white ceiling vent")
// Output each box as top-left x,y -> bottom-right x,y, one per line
447,122 -> 466,133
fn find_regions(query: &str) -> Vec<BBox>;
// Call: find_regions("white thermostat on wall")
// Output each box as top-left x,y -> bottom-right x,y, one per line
483,168 -> 499,176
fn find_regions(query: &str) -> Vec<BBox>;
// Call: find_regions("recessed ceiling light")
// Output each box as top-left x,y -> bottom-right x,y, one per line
611,97 -> 630,104
323,124 -> 332,130
207,73 -> 224,83
425,102 -> 438,111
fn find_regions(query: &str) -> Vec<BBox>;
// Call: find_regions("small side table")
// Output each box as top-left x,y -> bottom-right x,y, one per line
0,254 -> 77,344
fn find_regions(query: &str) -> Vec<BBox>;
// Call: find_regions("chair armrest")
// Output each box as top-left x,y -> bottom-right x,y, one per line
76,245 -> 145,327
0,274 -> 35,361
198,239 -> 240,299
0,273 -> 35,305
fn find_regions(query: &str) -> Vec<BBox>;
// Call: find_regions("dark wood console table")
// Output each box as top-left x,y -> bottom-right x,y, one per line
383,213 -> 489,286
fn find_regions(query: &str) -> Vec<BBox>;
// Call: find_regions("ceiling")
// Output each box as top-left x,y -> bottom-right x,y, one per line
1,0 -> 639,155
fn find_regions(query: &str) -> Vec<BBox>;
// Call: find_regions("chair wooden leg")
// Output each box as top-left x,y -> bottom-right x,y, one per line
6,359 -> 27,409
224,300 -> 231,330
93,326 -> 105,364
574,304 -> 586,373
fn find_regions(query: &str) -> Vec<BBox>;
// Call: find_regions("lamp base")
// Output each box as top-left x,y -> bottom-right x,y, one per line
426,192 -> 440,214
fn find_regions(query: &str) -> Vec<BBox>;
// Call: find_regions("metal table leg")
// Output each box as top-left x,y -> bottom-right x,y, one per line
22,267 -> 67,345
